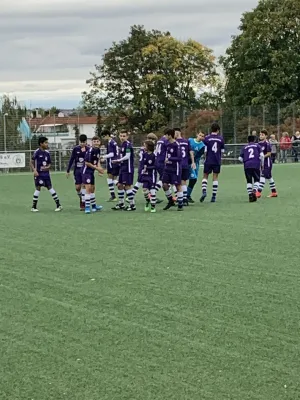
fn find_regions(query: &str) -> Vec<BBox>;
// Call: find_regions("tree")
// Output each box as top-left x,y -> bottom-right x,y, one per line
82,25 -> 217,132
220,0 -> 300,106
0,95 -> 26,151
73,124 -> 80,144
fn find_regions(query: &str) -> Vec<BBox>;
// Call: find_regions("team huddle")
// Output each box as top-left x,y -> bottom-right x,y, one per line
29,123 -> 277,212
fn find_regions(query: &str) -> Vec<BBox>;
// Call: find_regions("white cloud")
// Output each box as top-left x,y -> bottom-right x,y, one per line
0,0 -> 258,107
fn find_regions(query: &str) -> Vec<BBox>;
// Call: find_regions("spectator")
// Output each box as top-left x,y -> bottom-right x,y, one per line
291,131 -> 300,162
252,130 -> 259,143
279,132 -> 291,163
269,134 -> 278,163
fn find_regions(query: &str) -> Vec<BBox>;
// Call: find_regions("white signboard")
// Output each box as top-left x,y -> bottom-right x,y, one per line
0,153 -> 26,168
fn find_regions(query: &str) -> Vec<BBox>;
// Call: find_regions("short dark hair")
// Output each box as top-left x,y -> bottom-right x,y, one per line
38,136 -> 48,145
248,135 -> 255,143
144,140 -> 155,152
101,129 -> 111,137
120,129 -> 128,135
174,127 -> 181,132
79,134 -> 87,142
260,129 -> 268,136
92,135 -> 100,141
164,128 -> 175,138
211,122 -> 220,133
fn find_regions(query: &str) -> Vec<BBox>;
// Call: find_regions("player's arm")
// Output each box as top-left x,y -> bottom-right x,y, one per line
30,152 -> 39,176
102,151 -> 114,159
260,152 -> 264,167
66,148 -> 75,174
114,149 -> 131,163
238,148 -> 244,163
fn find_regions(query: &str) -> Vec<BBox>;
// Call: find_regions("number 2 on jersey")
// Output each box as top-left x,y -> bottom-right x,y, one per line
248,148 -> 254,159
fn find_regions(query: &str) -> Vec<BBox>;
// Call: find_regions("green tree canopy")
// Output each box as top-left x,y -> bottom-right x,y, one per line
220,0 -> 300,106
82,25 -> 218,132
0,95 -> 27,151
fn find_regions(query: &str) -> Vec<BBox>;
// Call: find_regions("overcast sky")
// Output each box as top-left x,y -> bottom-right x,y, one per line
0,0 -> 258,108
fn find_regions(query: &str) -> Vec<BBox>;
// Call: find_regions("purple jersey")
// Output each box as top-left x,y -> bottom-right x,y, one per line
165,141 -> 182,173
240,143 -> 262,169
120,140 -> 134,174
32,148 -> 51,177
138,147 -> 145,174
82,147 -> 100,175
106,139 -> 119,167
141,152 -> 156,175
176,138 -> 190,168
67,145 -> 88,173
259,140 -> 272,169
155,136 -> 168,165
203,134 -> 225,165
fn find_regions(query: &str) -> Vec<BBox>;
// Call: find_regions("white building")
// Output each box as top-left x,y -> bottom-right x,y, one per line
28,115 -> 99,148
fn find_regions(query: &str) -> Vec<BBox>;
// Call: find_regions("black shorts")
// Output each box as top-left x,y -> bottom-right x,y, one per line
244,168 -> 260,184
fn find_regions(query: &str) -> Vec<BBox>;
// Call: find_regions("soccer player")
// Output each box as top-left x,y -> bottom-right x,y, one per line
175,128 -> 191,206
131,133 -> 160,199
111,130 -> 135,211
140,140 -> 157,213
200,122 -> 224,203
101,130 -> 119,202
154,132 -> 169,195
162,128 -> 183,211
82,136 -> 105,214
256,129 -> 278,198
30,136 -> 62,212
238,135 -> 264,202
187,132 -> 205,203
66,134 -> 89,210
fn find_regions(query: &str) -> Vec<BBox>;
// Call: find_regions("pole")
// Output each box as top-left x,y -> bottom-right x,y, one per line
3,113 -> 8,152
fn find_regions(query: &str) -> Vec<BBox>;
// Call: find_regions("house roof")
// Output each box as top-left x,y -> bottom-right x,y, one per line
27,115 -> 127,127
28,116 -> 98,126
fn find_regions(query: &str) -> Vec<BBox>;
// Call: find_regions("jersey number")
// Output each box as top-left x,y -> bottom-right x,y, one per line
181,147 -> 186,158
248,148 -> 254,159
156,144 -> 162,154
212,142 -> 218,153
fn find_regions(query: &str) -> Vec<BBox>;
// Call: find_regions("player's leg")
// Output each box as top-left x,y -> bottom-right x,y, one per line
153,168 -> 164,204
80,184 -> 86,210
143,180 -> 151,211
162,173 -> 175,210
267,170 -> 278,198
90,185 -> 103,212
181,168 -> 189,206
257,170 -> 266,197
253,169 -> 260,196
211,168 -> 220,202
84,183 -> 92,213
200,167 -> 209,202
125,181 -> 136,211
245,169 -> 256,202
107,172 -> 117,201
150,181 -> 157,213
47,179 -> 62,211
31,178 -> 41,212
176,184 -> 184,211
112,182 -> 126,210
187,164 -> 198,203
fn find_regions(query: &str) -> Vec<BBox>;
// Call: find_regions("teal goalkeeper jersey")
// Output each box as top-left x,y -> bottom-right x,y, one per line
188,138 -> 205,163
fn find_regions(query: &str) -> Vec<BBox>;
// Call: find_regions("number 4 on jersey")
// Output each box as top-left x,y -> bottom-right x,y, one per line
212,142 -> 218,153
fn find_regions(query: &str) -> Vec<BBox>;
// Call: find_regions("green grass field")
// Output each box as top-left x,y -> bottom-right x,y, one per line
0,164 -> 299,400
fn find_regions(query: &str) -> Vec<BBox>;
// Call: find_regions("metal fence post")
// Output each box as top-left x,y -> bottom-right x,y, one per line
248,105 -> 251,135
277,103 -> 281,141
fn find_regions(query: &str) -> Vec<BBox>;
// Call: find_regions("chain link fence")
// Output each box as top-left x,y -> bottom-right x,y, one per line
0,144 -> 298,175
1,103 -> 300,151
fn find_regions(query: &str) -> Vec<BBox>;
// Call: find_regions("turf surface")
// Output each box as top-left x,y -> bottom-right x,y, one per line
0,164 -> 299,400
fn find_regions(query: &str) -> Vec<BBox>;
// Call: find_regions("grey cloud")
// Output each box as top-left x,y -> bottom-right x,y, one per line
0,0 -> 258,104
